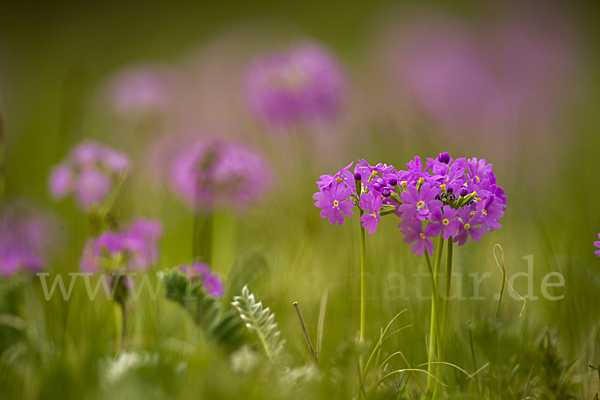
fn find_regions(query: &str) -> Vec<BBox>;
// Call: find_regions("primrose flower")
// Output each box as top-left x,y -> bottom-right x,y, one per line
313,181 -> 354,226
425,205 -> 459,240
359,191 -> 383,235
313,152 -> 507,256
49,141 -> 129,210
316,162 -> 354,191
314,159 -> 401,229
453,208 -> 485,246
80,219 -> 162,273
398,183 -> 442,221
401,219 -> 434,257
203,273 -> 225,298
244,43 -> 346,131
594,234 -> 600,257
476,195 -> 505,232
179,262 -> 224,298
171,139 -> 273,211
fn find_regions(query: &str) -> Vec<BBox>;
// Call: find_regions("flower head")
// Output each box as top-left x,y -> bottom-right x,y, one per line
80,219 -> 162,273
313,153 -> 506,257
49,141 -> 129,210
313,181 -> 354,226
106,65 -> 176,116
244,43 -> 346,131
594,234 -> 600,257
171,139 -> 273,211
1,202 -> 59,277
179,262 -> 224,298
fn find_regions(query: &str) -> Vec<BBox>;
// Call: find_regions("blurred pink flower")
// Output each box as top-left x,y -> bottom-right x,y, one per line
106,65 -> 180,117
0,201 -> 61,277
378,4 -> 581,131
179,261 -> 224,298
80,219 -> 163,273
49,140 -> 130,210
170,138 -> 273,211
244,43 -> 347,132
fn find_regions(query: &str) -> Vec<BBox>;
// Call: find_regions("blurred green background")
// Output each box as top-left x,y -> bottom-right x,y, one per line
2,0 -> 600,398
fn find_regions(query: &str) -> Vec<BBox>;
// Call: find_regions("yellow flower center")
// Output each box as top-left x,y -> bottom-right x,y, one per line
372,212 -> 377,218
442,219 -> 449,225
269,64 -> 308,91
419,233 -> 425,239
464,223 -> 471,230
417,201 -> 425,208
482,209 -> 487,216
333,200 -> 339,207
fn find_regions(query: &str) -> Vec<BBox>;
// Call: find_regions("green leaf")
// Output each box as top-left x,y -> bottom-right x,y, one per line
232,285 -> 284,362
161,268 -> 245,352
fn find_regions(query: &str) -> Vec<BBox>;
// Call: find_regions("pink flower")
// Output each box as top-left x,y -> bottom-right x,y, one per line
1,201 -> 60,276
400,219 -> 434,257
80,219 -> 162,273
171,139 -> 273,211
245,43 -> 347,131
179,262 -> 224,298
48,141 -> 130,210
313,181 -> 354,226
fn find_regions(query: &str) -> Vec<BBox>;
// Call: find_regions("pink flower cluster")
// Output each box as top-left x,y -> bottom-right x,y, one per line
80,219 -> 163,273
244,43 -> 346,131
314,153 -> 507,256
179,262 -> 225,298
49,141 -> 130,210
171,139 -> 273,211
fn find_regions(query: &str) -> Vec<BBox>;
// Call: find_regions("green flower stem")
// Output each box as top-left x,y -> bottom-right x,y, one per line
358,209 -> 367,399
119,301 -> 127,350
424,251 -> 437,393
433,238 -> 454,398
494,245 -> 506,319
114,303 -> 122,351
0,106 -> 5,231
193,208 -> 213,265
425,236 -> 444,393
359,210 -> 366,343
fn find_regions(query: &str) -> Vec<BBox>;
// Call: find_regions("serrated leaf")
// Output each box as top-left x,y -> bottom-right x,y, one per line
232,285 -> 285,362
161,267 -> 245,352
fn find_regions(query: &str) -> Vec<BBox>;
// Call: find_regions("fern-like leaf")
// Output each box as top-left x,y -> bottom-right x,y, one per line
232,285 -> 284,362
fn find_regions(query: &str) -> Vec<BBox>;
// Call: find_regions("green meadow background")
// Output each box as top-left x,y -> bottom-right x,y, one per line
1,0 -> 600,398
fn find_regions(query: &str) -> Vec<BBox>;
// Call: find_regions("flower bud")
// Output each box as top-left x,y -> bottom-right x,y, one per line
437,152 -> 450,164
